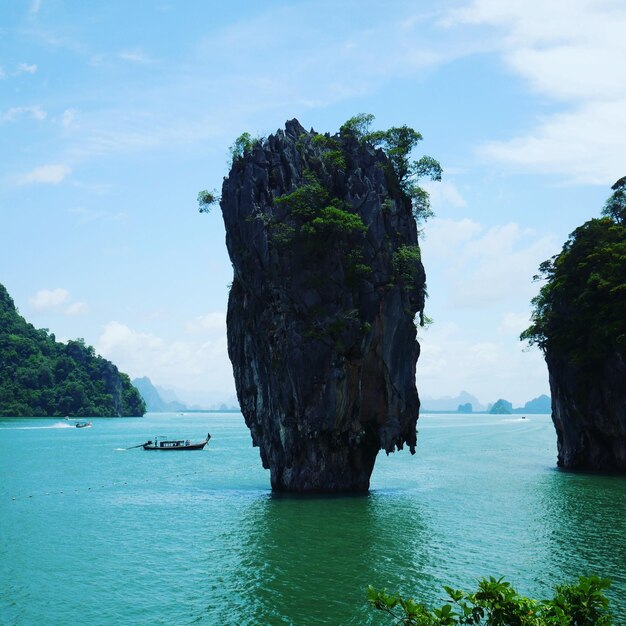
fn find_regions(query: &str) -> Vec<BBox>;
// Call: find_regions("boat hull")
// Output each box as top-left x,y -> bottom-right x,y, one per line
142,441 -> 208,451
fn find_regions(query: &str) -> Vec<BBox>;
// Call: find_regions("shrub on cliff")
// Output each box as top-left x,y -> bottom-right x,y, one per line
368,575 -> 612,625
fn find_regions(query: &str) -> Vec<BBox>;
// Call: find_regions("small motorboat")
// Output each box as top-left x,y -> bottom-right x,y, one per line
75,421 -> 92,428
140,433 -> 211,451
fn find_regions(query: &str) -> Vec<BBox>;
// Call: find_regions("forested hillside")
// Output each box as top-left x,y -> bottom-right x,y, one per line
0,284 -> 145,417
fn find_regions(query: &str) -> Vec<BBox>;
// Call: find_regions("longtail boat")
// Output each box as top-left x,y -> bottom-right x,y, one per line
141,433 -> 211,451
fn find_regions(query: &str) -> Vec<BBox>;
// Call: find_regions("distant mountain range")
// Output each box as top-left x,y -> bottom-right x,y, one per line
421,391 -> 487,412
131,377 -> 240,412
421,391 -> 551,414
132,377 -> 188,412
132,378 -> 550,416
512,394 -> 551,414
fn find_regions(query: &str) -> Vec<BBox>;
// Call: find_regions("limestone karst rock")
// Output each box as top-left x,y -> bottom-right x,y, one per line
220,119 -> 426,491
523,179 -> 626,471
547,350 -> 626,470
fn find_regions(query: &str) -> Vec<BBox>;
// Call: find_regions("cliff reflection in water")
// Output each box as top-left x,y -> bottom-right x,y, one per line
230,492 -> 435,625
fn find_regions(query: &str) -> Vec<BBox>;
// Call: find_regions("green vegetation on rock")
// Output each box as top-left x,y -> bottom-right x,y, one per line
0,284 -> 145,417
393,245 -> 423,284
602,176 -> 626,224
265,115 -> 439,328
229,131 -> 259,163
197,189 -> 219,213
521,181 -> 626,364
368,575 -> 612,625
217,114 -> 442,225
340,113 -> 442,222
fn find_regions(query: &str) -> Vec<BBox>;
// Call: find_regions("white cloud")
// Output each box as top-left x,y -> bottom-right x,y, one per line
448,0 -> 626,184
97,321 -> 163,355
1,106 -> 47,122
60,108 -> 77,128
29,288 -> 89,316
422,218 -> 557,308
118,48 -> 153,63
59,6 -> 463,161
418,215 -> 554,402
186,312 -> 226,335
68,206 -> 127,226
96,321 -> 234,394
480,101 -> 626,185
498,312 -> 531,336
420,217 -> 482,261
30,288 -> 70,310
422,180 -> 467,212
17,164 -> 71,185
16,63 -> 37,74
417,318 -> 548,406
65,302 -> 89,316
30,0 -> 41,14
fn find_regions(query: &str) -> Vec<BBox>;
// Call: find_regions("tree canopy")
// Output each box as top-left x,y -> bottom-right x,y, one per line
0,283 -> 145,417
210,114 -> 443,224
521,182 -> 626,365
602,176 -> 626,224
340,113 -> 442,222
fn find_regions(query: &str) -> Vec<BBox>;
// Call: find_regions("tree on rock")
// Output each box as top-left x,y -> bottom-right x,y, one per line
522,180 -> 626,471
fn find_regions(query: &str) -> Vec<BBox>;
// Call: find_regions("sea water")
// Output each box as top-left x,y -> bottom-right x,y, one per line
1,413 -> 625,625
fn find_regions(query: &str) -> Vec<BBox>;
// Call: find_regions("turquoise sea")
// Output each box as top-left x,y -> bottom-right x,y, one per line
1,412 -> 625,625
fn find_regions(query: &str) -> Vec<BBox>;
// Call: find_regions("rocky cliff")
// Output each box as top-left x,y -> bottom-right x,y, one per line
522,179 -> 626,471
547,350 -> 626,470
220,119 -> 426,491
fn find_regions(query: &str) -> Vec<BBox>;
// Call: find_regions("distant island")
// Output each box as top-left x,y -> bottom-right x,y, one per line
489,399 -> 513,414
421,391 -> 487,412
0,283 -> 145,417
513,394 -> 552,414
488,395 -> 551,414
421,391 -> 551,414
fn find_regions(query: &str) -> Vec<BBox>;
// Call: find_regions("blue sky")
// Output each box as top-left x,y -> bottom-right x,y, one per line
2,0 -> 624,407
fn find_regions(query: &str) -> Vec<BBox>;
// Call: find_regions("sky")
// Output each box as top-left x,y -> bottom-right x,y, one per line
2,0 -> 625,408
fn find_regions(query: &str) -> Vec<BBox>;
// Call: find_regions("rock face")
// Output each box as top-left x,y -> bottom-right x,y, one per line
548,350 -> 626,471
522,180 -> 626,472
220,119 -> 425,492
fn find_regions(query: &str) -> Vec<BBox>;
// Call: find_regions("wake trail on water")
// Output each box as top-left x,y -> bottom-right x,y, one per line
1,421 -> 74,430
